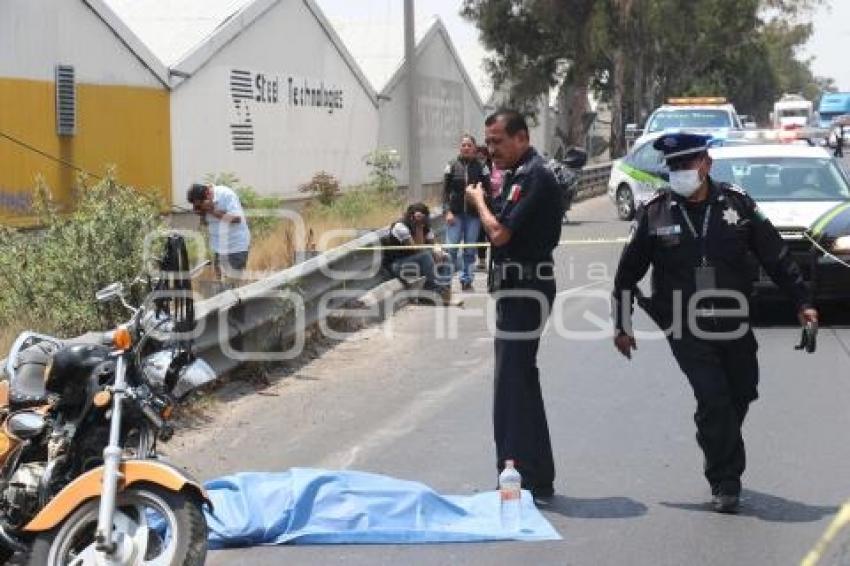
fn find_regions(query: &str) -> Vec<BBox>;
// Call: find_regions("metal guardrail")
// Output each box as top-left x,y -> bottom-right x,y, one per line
2,166 -> 615,383
192,229 -> 388,377
191,214 -> 446,378
190,164 -> 614,378
576,162 -> 613,200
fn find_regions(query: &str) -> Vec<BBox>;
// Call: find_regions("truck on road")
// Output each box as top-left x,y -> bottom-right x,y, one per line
772,94 -> 814,130
818,92 -> 850,129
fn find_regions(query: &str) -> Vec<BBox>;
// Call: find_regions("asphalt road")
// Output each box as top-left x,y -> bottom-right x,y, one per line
168,194 -> 850,566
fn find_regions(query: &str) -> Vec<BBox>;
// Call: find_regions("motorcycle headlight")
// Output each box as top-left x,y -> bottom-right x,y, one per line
172,358 -> 216,400
832,235 -> 850,253
141,350 -> 175,391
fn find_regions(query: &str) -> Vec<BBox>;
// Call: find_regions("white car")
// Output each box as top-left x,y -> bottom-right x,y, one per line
634,98 -> 742,146
709,143 -> 850,303
607,132 -> 668,220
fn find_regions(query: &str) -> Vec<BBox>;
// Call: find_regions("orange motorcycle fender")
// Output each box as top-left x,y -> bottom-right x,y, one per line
23,460 -> 209,533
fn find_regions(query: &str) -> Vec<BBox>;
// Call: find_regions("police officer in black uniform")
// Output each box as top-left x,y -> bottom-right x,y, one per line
466,110 -> 563,501
611,132 -> 819,513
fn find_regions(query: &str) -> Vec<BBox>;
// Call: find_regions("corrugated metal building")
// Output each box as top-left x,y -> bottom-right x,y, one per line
1,0 -> 488,225
0,0 -> 172,226
331,15 -> 488,186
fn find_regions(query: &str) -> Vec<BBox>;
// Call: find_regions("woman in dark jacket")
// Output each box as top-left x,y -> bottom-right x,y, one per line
443,134 -> 491,290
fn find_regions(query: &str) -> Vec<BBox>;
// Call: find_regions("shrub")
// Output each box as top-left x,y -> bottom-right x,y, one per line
305,185 -> 402,232
364,149 -> 401,193
0,174 -> 163,337
298,171 -> 341,206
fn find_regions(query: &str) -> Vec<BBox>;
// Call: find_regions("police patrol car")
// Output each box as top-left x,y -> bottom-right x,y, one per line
613,97 -> 743,220
608,131 -> 669,220
626,97 -> 742,147
710,141 -> 850,304
609,130 -> 850,303
640,97 -> 742,140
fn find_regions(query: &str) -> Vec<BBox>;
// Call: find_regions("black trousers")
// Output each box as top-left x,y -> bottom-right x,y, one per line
493,279 -> 556,489
668,329 -> 759,495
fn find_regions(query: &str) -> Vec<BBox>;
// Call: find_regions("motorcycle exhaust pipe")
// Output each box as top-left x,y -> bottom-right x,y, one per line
0,522 -> 27,553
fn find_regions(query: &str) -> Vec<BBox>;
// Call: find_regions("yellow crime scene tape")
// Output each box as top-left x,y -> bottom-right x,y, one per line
355,238 -> 629,251
801,501 -> 850,565
804,232 -> 850,270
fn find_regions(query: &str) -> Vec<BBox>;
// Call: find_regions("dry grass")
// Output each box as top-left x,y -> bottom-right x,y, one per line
243,196 -> 404,277
246,220 -> 298,276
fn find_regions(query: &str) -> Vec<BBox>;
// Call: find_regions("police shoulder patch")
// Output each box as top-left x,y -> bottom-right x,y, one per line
644,190 -> 667,207
723,183 -> 749,197
720,182 -> 761,218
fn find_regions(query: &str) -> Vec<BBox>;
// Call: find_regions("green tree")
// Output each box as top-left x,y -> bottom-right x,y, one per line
461,0 -> 604,146
462,0 -> 831,157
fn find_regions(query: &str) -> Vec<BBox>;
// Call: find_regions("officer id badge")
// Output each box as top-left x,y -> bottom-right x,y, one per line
695,265 -> 717,291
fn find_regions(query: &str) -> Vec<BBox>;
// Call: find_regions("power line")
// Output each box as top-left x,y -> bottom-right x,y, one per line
0,129 -> 103,180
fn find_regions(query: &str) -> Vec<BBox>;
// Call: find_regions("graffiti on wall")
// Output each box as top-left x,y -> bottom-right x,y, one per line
0,188 -> 33,214
417,76 -> 464,147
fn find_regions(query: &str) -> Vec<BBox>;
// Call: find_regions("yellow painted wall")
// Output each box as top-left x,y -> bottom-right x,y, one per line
0,78 -> 171,227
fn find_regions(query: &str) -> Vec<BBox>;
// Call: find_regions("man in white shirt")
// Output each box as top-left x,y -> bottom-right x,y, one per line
187,183 -> 251,281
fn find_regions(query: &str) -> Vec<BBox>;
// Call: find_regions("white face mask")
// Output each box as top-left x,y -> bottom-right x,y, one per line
668,168 -> 702,197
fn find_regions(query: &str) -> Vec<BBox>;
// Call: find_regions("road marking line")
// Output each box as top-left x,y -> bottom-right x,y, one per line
804,232 -> 850,270
802,501 -> 850,566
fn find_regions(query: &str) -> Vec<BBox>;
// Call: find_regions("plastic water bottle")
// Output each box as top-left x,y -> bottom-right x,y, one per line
499,460 -> 522,531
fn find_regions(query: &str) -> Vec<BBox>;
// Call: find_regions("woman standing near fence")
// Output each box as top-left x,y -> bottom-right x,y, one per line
442,135 -> 491,290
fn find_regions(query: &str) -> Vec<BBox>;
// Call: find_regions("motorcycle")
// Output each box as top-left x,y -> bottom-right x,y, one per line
548,147 -> 588,224
0,234 -> 216,564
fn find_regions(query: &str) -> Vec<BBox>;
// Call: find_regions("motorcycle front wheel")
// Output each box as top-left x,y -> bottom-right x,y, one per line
25,483 -> 207,566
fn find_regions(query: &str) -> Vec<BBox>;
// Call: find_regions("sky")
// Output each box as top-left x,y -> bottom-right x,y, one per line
315,0 -> 490,95
105,0 -> 850,97
803,1 -> 850,92
317,0 -> 850,98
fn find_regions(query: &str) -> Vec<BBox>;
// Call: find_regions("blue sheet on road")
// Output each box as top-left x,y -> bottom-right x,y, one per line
203,468 -> 561,548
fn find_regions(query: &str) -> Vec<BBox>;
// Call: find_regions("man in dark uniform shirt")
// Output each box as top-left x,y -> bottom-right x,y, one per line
611,132 -> 819,513
465,109 -> 563,502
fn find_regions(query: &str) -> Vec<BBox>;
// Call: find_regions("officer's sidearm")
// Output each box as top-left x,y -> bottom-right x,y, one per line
612,209 -> 653,335
744,197 -> 812,310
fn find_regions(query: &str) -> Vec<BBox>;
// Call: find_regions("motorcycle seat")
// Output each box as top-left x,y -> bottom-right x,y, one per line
9,341 -> 60,407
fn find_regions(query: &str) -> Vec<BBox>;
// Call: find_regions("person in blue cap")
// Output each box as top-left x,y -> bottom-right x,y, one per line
610,132 -> 819,513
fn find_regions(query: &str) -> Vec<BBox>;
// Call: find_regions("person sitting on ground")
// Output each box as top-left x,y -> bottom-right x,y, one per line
381,203 -> 451,304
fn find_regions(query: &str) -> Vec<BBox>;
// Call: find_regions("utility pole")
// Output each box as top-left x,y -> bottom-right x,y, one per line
404,0 -> 421,202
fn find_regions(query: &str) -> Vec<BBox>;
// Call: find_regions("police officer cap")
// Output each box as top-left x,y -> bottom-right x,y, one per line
653,133 -> 712,162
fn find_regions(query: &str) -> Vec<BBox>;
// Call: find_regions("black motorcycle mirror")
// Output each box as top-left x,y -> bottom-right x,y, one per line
95,282 -> 123,303
95,281 -> 138,316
